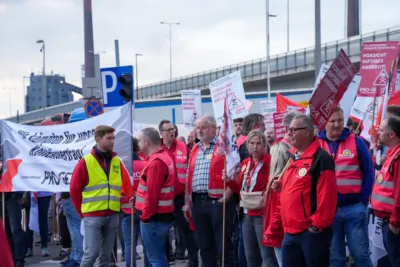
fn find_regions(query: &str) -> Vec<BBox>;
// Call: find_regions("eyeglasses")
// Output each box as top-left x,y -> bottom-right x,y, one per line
288,127 -> 307,133
161,128 -> 176,132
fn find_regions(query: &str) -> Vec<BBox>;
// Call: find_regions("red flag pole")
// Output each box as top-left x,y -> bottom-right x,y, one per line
221,157 -> 227,267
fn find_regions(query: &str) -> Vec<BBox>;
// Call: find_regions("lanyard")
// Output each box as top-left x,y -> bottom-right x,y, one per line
242,160 -> 263,192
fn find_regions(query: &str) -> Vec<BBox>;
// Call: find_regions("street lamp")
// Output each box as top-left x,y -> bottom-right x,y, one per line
36,39 -> 46,109
160,22 -> 180,80
266,0 -> 277,100
135,54 -> 143,100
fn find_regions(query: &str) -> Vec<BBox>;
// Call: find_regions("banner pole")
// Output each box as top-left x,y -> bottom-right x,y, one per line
130,208 -> 134,267
2,193 -> 5,228
130,100 -> 135,267
221,158 -> 227,267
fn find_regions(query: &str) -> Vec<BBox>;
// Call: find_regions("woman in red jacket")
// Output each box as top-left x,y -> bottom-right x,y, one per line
262,142 -> 291,267
224,130 -> 279,267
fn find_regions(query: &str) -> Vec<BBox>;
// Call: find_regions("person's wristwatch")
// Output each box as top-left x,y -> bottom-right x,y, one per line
309,225 -> 320,233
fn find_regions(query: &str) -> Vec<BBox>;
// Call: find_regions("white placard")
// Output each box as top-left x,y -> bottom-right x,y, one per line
260,100 -> 276,129
181,90 -> 202,128
0,103 -> 132,192
209,71 -> 248,125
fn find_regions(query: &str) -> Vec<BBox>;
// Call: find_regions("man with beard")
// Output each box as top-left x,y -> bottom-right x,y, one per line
70,125 -> 132,267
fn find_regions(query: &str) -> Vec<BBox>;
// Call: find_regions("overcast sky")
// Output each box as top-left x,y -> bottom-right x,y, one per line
0,0 -> 399,119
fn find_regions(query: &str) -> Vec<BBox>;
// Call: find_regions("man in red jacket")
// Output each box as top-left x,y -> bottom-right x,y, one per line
186,116 -> 234,267
276,114 -> 337,267
372,116 -> 400,267
158,120 -> 198,266
70,125 -> 132,267
136,127 -> 175,266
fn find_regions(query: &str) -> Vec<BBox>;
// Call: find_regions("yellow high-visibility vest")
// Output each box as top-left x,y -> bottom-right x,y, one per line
81,154 -> 122,214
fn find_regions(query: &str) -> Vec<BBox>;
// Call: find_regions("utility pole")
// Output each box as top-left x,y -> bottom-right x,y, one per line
115,39 -> 120,67
135,54 -> 143,100
314,0 -> 322,80
266,0 -> 277,100
161,22 -> 180,80
36,40 -> 46,109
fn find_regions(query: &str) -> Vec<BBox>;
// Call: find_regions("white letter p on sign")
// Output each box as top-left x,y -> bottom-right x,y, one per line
101,71 -> 117,105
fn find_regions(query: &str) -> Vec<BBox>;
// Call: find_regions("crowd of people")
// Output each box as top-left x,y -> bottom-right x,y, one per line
0,104 -> 400,267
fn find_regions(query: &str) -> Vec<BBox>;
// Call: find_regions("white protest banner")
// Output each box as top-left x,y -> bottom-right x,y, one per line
210,70 -> 248,125
260,100 -> 276,129
349,96 -> 382,143
0,103 -> 132,192
181,90 -> 202,128
368,208 -> 387,266
309,64 -> 361,122
217,95 -> 240,179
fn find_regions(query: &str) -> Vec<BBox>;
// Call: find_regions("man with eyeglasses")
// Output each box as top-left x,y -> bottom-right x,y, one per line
276,114 -> 337,267
317,106 -> 374,267
159,120 -> 199,267
236,114 -> 266,162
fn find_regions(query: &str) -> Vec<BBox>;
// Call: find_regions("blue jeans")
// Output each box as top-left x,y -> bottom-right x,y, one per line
238,220 -> 247,267
62,198 -> 83,262
330,203 -> 372,267
274,248 -> 282,267
241,215 -> 278,267
141,220 -> 172,267
282,227 -> 333,267
121,214 -> 141,267
382,221 -> 400,267
1,194 -> 26,264
191,194 -> 234,267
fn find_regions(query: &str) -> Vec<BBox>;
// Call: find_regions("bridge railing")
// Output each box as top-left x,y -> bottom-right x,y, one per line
138,25 -> 400,99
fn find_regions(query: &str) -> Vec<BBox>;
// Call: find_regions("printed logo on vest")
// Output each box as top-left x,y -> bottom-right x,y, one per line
377,174 -> 384,184
340,149 -> 353,158
298,168 -> 307,178
112,165 -> 120,174
176,150 -> 187,160
207,154 -> 213,160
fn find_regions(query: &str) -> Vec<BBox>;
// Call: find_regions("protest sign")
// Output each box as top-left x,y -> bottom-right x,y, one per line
358,41 -> 400,97
181,90 -> 202,128
0,103 -> 132,192
260,100 -> 276,129
309,49 -> 357,131
209,70 -> 248,125
272,111 -> 287,141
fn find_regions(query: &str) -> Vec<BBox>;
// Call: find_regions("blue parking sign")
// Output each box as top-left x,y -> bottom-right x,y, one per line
100,65 -> 134,107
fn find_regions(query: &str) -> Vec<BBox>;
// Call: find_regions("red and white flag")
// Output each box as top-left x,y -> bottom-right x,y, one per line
217,94 -> 241,179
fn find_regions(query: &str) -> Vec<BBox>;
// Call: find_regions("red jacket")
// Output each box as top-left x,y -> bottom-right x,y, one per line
0,220 -> 14,267
70,148 -> 133,218
135,149 -> 175,222
228,153 -> 270,216
187,142 -> 225,198
278,139 -> 337,234
372,143 -> 400,228
263,189 -> 284,247
161,139 -> 190,196
121,160 -> 146,215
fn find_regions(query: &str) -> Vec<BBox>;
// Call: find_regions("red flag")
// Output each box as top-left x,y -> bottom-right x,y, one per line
276,93 -> 306,112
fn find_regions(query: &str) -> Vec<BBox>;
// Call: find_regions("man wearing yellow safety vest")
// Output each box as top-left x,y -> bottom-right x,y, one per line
70,125 -> 133,267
